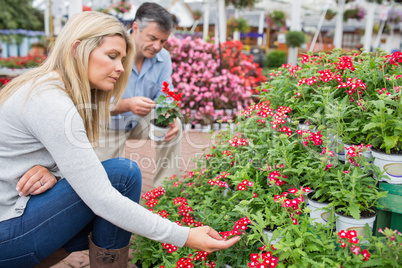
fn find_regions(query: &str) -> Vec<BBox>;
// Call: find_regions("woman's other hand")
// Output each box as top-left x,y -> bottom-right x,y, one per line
184,226 -> 241,253
16,165 -> 58,196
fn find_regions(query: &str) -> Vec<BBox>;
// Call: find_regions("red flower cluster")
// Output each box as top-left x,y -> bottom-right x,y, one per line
296,129 -> 323,147
228,133 -> 249,147
385,51 -> 402,66
248,251 -> 278,268
193,251 -> 210,261
219,217 -> 251,239
158,210 -> 169,219
338,229 -> 370,260
173,254 -> 216,268
337,77 -> 367,105
268,170 -> 287,186
270,106 -> 291,130
345,144 -> 372,167
205,153 -> 216,160
162,81 -> 182,103
175,257 -> 193,268
0,55 -> 46,69
237,179 -> 253,191
318,69 -> 342,83
336,56 -> 356,71
208,171 -> 230,188
0,77 -> 11,88
141,187 -> 166,209
298,76 -> 317,86
274,187 -> 310,225
256,104 -> 274,118
300,54 -> 322,65
222,150 -> 234,159
173,197 -> 203,227
280,63 -> 302,78
161,243 -> 177,254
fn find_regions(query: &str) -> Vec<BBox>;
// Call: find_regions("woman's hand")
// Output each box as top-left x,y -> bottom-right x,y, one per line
16,165 -> 58,196
184,226 -> 241,253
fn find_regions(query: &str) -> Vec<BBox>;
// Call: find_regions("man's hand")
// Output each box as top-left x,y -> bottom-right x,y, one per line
16,165 -> 58,196
113,97 -> 156,117
184,226 -> 240,253
164,119 -> 180,141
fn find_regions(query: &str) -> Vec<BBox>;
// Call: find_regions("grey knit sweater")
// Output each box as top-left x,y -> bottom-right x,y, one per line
0,73 -> 189,247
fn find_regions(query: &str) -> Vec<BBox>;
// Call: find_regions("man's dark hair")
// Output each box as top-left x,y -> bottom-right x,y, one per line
133,2 -> 175,33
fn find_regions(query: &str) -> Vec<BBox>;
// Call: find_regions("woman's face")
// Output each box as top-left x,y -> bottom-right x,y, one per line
88,35 -> 126,91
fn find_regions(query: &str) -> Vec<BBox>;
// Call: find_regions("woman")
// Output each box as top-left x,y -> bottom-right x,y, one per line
0,11 -> 239,268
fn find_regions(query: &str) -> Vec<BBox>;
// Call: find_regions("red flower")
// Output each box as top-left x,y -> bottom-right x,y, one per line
361,249 -> 371,261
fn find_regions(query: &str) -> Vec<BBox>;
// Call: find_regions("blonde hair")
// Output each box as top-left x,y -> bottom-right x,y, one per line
0,11 -> 134,143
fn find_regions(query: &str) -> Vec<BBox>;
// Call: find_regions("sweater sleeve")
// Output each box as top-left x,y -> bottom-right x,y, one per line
21,86 -> 189,247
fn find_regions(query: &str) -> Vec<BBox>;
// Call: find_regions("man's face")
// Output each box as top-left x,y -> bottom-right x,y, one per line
132,21 -> 170,59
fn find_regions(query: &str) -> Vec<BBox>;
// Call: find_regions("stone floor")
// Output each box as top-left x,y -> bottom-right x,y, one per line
50,131 -> 213,268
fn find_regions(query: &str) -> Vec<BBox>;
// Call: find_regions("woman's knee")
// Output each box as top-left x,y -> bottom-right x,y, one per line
101,158 -> 142,194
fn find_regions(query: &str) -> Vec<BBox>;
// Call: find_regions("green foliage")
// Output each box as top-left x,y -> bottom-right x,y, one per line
0,0 -> 44,30
264,50 -> 287,69
285,31 -> 305,48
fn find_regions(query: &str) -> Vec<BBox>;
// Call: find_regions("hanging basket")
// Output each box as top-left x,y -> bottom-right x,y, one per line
325,10 -> 337,20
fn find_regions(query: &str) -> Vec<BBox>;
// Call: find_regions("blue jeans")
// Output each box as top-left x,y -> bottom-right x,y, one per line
0,158 -> 142,268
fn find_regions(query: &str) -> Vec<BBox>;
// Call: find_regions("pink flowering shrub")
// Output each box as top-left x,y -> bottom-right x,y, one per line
165,36 -> 266,124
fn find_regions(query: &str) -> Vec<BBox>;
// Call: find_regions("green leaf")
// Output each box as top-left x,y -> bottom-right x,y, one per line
362,122 -> 381,132
305,244 -> 320,252
383,136 -> 399,153
348,203 -> 361,220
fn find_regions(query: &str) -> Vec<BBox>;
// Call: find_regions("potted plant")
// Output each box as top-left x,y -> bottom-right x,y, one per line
387,8 -> 402,24
343,5 -> 366,21
361,51 -> 402,183
267,10 -> 286,30
149,81 -> 182,141
325,9 -> 337,21
329,164 -> 387,236
285,31 -> 305,48
192,10 -> 203,21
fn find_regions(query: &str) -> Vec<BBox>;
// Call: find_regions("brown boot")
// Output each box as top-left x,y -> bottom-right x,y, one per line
88,233 -> 129,268
34,248 -> 70,268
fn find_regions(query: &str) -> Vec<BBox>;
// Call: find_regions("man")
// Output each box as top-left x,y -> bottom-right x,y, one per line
95,2 -> 182,187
